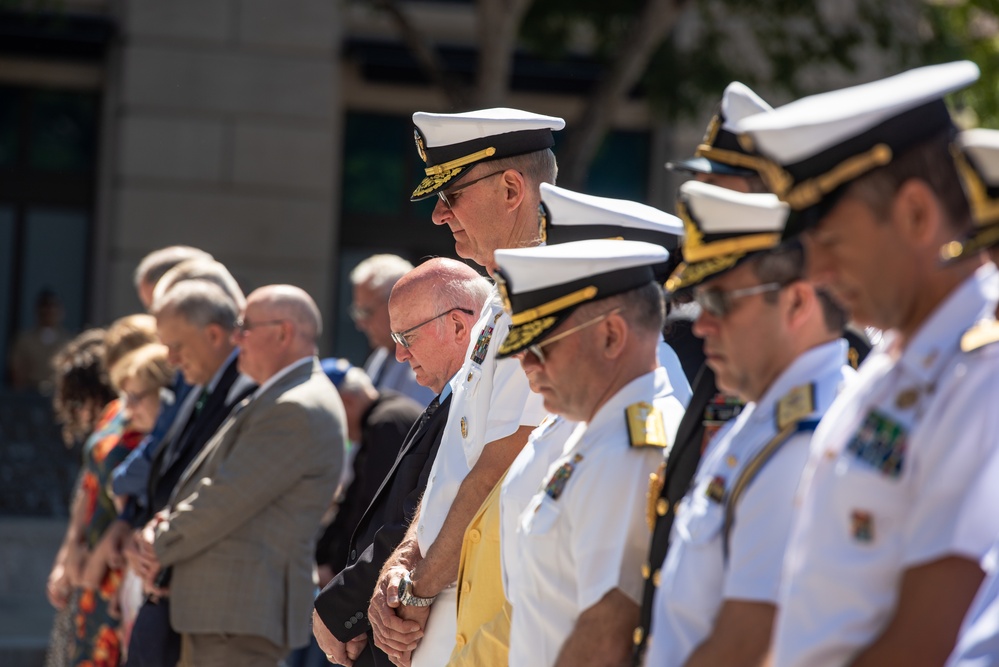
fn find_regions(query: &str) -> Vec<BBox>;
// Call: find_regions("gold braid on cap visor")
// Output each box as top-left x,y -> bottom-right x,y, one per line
736,137 -> 894,211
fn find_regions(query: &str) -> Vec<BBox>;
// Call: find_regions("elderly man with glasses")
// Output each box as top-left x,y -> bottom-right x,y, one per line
313,259 -> 490,667
641,181 -> 854,666
140,284 -> 345,667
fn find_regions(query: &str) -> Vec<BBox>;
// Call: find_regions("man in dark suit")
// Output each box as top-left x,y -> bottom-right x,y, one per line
313,258 -> 492,667
124,278 -> 256,667
315,365 -> 422,584
140,284 -> 345,667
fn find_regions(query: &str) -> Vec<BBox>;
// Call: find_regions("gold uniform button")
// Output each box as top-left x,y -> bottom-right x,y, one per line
460,417 -> 468,438
653,569 -> 662,587
633,627 -> 644,645
461,581 -> 471,593
726,455 -> 738,467
466,372 -> 473,382
469,529 -> 481,543
455,634 -> 466,647
641,563 -> 651,579
656,498 -> 669,516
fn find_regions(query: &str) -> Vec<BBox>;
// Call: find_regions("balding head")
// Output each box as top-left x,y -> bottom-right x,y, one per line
389,259 -> 490,393
236,284 -> 322,383
390,258 -> 489,313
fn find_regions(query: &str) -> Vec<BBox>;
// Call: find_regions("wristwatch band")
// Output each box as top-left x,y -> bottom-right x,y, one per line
398,571 -> 436,607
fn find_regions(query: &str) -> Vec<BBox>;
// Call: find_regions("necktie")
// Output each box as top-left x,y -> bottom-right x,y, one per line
193,386 -> 210,418
419,395 -> 441,428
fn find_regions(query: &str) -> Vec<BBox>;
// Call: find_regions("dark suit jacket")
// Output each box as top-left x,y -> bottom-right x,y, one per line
314,393 -> 452,667
139,354 -> 256,526
316,391 -> 423,572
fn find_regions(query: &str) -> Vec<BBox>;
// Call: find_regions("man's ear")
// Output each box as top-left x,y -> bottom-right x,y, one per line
502,169 -> 527,212
451,310 -> 469,343
892,178 -> 943,248
206,323 -> 226,347
783,281 -> 814,332
601,312 -> 629,360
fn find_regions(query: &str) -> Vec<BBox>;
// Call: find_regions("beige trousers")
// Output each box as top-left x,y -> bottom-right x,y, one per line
179,632 -> 287,667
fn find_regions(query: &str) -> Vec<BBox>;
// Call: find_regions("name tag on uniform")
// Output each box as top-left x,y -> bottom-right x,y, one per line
845,409 -> 907,478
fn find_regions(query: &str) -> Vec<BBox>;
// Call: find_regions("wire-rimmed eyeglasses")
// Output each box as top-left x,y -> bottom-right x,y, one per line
391,307 -> 474,349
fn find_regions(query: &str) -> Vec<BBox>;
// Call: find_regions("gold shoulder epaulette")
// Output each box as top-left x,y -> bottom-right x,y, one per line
961,319 -> 999,353
776,384 -> 815,431
626,402 -> 669,448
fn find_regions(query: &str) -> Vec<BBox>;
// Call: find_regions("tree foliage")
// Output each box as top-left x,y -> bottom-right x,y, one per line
369,0 -> 999,188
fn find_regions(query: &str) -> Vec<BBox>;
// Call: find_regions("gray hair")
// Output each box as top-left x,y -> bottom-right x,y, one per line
152,258 -> 246,311
431,272 -> 492,335
338,366 -> 375,397
488,148 -> 558,190
134,246 -> 213,290
152,280 -> 240,331
575,281 -> 666,336
350,254 -> 414,297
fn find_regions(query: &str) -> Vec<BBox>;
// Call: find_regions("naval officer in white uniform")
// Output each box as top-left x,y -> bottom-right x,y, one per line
366,108 -> 560,667
735,61 -> 999,667
644,181 -> 855,666
494,239 -> 686,666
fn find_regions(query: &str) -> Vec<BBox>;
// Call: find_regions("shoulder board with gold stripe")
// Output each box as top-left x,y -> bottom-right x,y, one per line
961,319 -> 999,353
626,402 -> 669,449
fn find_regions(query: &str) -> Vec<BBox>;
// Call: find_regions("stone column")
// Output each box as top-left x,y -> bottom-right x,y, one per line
98,0 -> 343,350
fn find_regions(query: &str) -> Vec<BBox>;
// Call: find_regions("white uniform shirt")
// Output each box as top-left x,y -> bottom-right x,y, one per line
773,265 -> 999,667
948,540 -> 999,667
645,340 -> 853,666
500,345 -> 690,599
412,290 -> 547,667
500,414 -> 578,596
507,367 -> 685,667
658,339 -> 692,407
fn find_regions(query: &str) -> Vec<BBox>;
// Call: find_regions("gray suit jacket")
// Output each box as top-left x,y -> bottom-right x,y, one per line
154,358 -> 346,649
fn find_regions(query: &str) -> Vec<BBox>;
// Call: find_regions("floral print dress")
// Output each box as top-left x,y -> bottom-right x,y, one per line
68,400 -> 143,667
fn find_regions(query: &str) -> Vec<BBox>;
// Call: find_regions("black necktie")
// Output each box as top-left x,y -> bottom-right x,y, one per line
419,395 -> 441,428
193,386 -> 210,417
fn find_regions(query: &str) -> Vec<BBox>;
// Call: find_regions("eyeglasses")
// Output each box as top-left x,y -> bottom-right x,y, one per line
349,304 -> 374,322
391,307 -> 474,349
694,282 -> 784,318
437,170 -> 508,209
525,308 -> 620,365
120,388 -> 156,405
234,317 -> 287,335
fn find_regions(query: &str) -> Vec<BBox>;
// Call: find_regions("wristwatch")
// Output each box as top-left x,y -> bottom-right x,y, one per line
397,571 -> 436,607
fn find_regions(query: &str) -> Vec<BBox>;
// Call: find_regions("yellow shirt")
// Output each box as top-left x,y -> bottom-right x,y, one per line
447,474 -> 510,666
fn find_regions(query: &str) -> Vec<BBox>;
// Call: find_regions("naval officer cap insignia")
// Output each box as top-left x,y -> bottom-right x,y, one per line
493,239 -> 668,358
410,108 -> 565,201
942,128 -> 999,262
666,180 -> 789,293
538,183 -> 684,278
667,82 -> 773,177
735,60 -> 980,239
